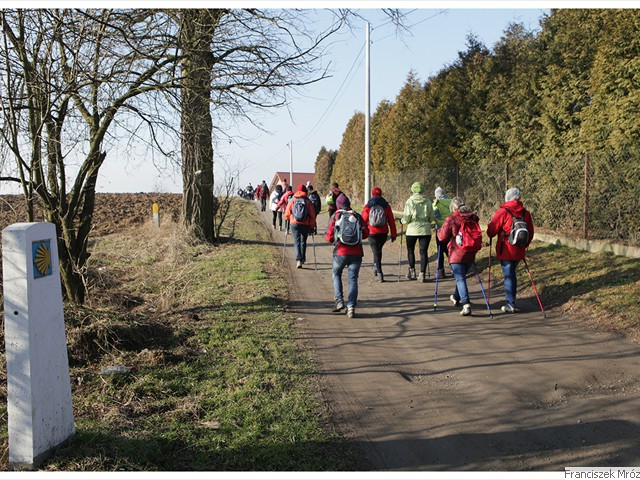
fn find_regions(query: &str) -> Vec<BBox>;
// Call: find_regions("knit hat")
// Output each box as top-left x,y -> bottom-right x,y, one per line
434,187 -> 445,199
372,187 -> 382,197
336,193 -> 350,210
505,188 -> 521,202
411,182 -> 425,194
297,184 -> 307,193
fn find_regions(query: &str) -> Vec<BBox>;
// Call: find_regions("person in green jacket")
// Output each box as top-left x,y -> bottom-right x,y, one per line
433,187 -> 452,279
400,182 -> 436,282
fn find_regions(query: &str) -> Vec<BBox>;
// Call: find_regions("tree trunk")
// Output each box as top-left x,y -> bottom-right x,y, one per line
180,9 -> 219,243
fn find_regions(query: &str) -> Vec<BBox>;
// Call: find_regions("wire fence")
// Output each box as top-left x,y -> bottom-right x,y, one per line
366,153 -> 640,246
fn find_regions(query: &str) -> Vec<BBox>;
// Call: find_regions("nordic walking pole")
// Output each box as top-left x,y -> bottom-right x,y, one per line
397,222 -> 404,283
433,227 -> 440,310
282,228 -> 288,261
488,237 -> 492,305
473,262 -> 493,318
312,233 -> 317,271
522,257 -> 546,318
426,238 -> 431,278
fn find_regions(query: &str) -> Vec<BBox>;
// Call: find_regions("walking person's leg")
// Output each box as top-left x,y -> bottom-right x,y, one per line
291,223 -> 303,267
417,235 -> 431,282
405,235 -> 417,279
300,225 -> 309,264
345,255 -> 362,317
332,255 -> 347,311
450,263 -> 472,315
277,211 -> 283,230
272,211 -> 277,229
377,235 -> 387,279
500,260 -> 519,312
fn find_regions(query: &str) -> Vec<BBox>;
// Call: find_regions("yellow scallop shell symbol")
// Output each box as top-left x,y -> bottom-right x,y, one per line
35,242 -> 51,276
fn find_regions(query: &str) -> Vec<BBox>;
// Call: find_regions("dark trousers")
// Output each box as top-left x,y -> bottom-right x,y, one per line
367,234 -> 388,274
272,210 -> 283,229
291,223 -> 311,262
406,235 -> 431,273
436,236 -> 449,270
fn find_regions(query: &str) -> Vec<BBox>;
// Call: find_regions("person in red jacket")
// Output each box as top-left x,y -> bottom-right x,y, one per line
437,197 -> 480,316
486,187 -> 535,314
276,185 -> 294,233
361,187 -> 397,282
284,184 -> 317,269
325,194 -> 369,318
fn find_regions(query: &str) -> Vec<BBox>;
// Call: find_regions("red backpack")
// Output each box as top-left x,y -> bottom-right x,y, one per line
455,216 -> 483,253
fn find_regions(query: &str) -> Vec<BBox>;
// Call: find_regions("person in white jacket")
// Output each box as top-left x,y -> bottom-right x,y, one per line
269,184 -> 285,230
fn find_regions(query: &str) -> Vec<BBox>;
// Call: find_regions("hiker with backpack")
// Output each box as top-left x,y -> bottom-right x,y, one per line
437,197 -> 482,316
269,184 -> 285,230
325,193 -> 369,318
326,182 -> 342,219
276,186 -> 294,234
284,184 -> 317,269
361,187 -> 397,282
433,187 -> 452,279
486,188 -> 535,314
307,184 -> 322,217
400,182 -> 436,283
259,180 -> 269,211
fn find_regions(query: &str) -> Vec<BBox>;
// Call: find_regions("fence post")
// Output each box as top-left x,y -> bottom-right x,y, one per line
455,161 -> 460,197
584,153 -> 590,240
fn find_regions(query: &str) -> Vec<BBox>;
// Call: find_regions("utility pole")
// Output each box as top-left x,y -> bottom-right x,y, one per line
364,21 -> 371,202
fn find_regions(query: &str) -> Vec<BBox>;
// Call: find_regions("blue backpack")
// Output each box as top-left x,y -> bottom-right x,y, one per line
292,198 -> 309,221
335,210 -> 362,245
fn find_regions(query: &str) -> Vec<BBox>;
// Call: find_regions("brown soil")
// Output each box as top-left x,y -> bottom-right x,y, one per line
0,193 -> 182,237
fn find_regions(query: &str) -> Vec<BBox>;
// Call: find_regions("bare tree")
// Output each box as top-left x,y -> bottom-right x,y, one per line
177,8 -> 350,242
0,9 -> 177,303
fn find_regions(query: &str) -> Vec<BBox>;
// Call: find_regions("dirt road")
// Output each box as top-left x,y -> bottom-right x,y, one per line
263,208 -> 640,471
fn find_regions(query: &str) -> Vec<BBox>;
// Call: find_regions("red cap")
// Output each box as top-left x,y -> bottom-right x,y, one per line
297,184 -> 307,193
372,187 -> 382,197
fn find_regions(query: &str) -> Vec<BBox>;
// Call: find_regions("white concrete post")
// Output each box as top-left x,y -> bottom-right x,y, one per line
2,222 -> 75,468
152,203 -> 160,228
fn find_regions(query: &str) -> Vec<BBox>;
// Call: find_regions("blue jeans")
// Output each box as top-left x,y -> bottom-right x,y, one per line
450,262 -> 472,305
291,223 -> 311,262
500,260 -> 519,307
332,255 -> 362,308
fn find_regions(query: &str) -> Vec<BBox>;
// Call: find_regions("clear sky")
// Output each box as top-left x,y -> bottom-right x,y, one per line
12,7 -> 550,195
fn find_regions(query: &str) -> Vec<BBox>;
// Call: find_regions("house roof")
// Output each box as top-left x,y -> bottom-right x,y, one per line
270,172 -> 315,191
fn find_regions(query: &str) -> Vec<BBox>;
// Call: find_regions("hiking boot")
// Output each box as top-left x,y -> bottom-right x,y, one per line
406,267 -> 416,280
437,268 -> 446,279
332,299 -> 345,312
501,304 -> 516,314
460,304 -> 472,316
372,266 -> 378,277
377,272 -> 384,283
296,260 -> 302,269
346,306 -> 355,318
417,272 -> 426,283
450,295 -> 460,307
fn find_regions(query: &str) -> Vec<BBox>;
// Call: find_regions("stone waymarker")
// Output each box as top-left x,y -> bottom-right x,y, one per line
152,202 -> 160,228
2,222 -> 75,468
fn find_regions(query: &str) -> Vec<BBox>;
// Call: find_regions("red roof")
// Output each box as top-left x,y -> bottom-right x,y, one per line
270,172 -> 315,192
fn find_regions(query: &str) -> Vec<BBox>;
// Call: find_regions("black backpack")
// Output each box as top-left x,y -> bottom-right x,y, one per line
503,207 -> 530,247
308,191 -> 321,215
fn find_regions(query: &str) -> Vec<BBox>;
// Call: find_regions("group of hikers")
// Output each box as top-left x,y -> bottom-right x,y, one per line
252,178 -> 534,320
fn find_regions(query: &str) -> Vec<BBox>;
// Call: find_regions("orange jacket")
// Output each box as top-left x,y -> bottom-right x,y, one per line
284,191 -> 317,229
